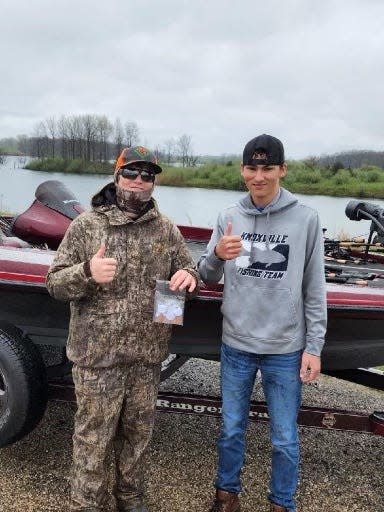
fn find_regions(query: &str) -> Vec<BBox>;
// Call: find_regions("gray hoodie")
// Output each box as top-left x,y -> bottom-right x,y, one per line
198,188 -> 327,356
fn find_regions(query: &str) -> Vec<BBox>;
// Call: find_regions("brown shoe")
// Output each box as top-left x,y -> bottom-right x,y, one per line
209,489 -> 240,512
270,503 -> 288,512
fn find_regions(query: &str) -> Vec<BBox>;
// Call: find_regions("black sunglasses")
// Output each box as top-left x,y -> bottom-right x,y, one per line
119,167 -> 155,183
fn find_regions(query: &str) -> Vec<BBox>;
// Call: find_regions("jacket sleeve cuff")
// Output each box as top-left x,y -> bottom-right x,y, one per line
206,250 -> 226,268
305,338 -> 325,357
83,260 -> 92,278
214,246 -> 225,261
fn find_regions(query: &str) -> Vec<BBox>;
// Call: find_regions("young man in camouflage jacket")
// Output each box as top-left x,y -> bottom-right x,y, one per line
46,146 -> 200,512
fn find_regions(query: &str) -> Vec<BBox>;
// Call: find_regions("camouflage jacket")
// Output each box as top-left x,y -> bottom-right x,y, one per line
46,183 -> 200,367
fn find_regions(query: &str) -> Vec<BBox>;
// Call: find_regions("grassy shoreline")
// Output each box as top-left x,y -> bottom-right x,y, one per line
25,158 -> 384,199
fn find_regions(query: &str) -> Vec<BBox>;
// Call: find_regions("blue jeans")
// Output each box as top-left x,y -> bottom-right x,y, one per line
216,343 -> 302,512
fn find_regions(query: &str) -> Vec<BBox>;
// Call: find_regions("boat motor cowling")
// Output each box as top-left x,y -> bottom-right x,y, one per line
35,180 -> 83,220
11,180 -> 85,249
345,200 -> 384,222
345,200 -> 384,244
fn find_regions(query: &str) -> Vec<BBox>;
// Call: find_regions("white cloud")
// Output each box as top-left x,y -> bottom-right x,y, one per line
1,0 -> 384,158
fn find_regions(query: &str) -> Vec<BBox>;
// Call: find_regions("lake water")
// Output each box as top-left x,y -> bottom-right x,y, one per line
1,156 -> 384,239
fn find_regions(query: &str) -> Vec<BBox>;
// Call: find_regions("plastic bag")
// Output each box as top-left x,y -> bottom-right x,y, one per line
153,280 -> 186,325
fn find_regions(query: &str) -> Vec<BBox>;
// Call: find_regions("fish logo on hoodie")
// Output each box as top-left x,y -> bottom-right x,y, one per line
235,232 -> 289,279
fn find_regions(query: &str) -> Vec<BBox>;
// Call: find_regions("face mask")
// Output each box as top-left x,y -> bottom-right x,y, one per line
115,184 -> 153,214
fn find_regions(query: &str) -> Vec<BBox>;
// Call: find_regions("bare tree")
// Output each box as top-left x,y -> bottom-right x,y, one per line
96,116 -> 113,162
114,118 -> 125,157
81,115 -> 98,161
31,121 -> 49,158
177,134 -> 191,167
16,134 -> 29,156
57,116 -> 69,159
67,116 -> 83,160
153,145 -> 163,162
163,138 -> 175,164
177,134 -> 198,167
125,121 -> 139,147
45,117 -> 57,158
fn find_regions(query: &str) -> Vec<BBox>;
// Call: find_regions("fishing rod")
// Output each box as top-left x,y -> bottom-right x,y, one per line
325,262 -> 384,285
326,275 -> 384,287
325,271 -> 379,280
325,262 -> 384,276
339,241 -> 384,250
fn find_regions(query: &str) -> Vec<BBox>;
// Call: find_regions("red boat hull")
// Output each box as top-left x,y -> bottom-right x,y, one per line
1,233 -> 384,370
2,180 -> 384,371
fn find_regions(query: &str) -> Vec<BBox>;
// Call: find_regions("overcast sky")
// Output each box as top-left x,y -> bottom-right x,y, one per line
1,0 -> 383,159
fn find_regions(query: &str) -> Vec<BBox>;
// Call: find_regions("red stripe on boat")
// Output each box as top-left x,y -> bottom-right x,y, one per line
0,260 -> 50,276
0,271 -> 46,283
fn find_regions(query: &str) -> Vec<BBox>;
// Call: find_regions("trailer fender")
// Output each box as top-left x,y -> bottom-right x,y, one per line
0,322 -> 48,447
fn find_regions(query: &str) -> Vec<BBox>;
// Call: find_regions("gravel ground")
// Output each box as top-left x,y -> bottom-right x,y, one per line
0,359 -> 383,512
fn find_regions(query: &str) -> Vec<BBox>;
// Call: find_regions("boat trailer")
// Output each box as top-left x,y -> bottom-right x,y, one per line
47,356 -> 384,438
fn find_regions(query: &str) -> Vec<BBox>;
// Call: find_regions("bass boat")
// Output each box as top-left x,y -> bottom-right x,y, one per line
1,180 -> 384,445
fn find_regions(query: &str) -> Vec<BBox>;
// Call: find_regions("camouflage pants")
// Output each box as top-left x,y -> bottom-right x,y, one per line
70,363 -> 161,512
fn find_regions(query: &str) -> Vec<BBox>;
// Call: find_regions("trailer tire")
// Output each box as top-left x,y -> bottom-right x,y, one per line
0,322 -> 48,447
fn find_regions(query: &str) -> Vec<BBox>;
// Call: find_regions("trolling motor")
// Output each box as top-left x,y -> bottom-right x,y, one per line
345,200 -> 384,258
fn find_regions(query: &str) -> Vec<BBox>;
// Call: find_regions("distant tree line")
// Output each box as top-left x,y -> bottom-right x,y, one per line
316,150 -> 384,169
0,115 -> 198,167
2,119 -> 383,170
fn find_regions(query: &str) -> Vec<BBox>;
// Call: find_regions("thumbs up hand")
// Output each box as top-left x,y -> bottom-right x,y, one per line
223,223 -> 231,236
214,222 -> 243,261
90,244 -> 118,283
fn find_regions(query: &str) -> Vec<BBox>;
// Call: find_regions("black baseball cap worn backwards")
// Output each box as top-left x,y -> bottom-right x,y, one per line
242,134 -> 285,166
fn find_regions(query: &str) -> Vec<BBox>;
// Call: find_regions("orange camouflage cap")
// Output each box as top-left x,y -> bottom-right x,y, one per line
115,146 -> 162,174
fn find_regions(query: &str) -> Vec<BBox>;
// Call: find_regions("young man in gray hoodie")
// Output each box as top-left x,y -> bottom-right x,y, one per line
198,134 -> 327,512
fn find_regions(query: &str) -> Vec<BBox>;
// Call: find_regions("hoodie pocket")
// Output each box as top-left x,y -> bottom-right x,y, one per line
221,286 -> 297,342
